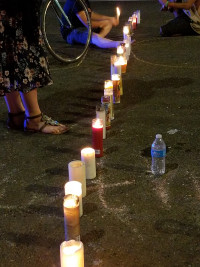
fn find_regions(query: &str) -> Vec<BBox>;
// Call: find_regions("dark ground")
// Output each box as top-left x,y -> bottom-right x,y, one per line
1,1 -> 200,267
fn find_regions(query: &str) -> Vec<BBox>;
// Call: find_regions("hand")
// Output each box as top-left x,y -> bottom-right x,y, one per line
111,16 -> 119,27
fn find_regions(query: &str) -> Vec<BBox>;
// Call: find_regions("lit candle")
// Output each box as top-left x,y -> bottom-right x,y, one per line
60,240 -> 84,267
123,25 -> 130,40
116,7 -> 120,18
110,54 -> 118,78
96,105 -> 106,139
81,147 -> 96,179
68,161 -> 86,197
114,59 -> 123,96
65,181 -> 83,217
104,80 -> 114,120
132,14 -> 137,30
101,95 -> 111,130
92,118 -> 103,158
118,55 -> 127,74
111,74 -> 121,104
117,45 -> 124,56
63,194 -> 80,241
125,40 -> 131,61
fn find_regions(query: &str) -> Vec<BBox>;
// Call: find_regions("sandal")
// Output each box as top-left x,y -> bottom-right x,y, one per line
7,111 -> 25,130
24,113 -> 69,134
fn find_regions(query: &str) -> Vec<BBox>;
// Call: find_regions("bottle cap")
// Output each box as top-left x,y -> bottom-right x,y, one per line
156,134 -> 162,139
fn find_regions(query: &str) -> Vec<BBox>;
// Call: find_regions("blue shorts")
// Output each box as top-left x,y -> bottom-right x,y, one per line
160,11 -> 198,36
64,28 -> 90,45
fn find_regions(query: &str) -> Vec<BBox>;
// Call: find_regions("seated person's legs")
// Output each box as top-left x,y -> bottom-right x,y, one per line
160,11 -> 198,36
65,28 -> 89,45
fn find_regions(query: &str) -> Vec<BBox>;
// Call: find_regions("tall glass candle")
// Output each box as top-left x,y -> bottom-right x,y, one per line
132,14 -> 137,30
118,56 -> 127,74
123,25 -> 130,40
101,95 -> 111,130
60,240 -> 84,267
104,80 -> 114,120
110,54 -> 118,78
65,181 -> 83,217
136,10 -> 141,24
81,147 -> 96,179
92,118 -> 103,158
112,74 -> 121,104
117,43 -> 126,58
114,58 -> 123,95
63,194 -> 80,241
68,161 -> 86,197
96,105 -> 106,139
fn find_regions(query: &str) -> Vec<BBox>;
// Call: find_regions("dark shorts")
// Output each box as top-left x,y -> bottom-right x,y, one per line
160,11 -> 198,37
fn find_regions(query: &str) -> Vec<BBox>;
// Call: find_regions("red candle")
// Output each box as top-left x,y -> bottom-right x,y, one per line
92,118 -> 103,157
132,16 -> 137,30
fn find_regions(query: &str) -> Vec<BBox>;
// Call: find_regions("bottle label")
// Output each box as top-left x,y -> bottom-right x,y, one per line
151,149 -> 166,158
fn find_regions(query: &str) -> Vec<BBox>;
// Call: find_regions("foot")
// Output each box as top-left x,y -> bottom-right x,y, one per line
24,114 -> 69,134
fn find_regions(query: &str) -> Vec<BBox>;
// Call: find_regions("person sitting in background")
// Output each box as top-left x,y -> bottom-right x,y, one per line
0,0 -> 69,134
61,0 -> 122,48
158,0 -> 200,36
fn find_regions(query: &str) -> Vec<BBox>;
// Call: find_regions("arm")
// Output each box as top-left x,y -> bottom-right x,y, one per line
168,0 -> 196,9
77,10 -> 119,28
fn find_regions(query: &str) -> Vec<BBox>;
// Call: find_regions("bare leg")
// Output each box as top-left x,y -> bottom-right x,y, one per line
4,91 -> 25,128
4,91 -> 25,113
91,33 -> 122,49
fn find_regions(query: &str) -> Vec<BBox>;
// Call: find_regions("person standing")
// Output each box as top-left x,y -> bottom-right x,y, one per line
0,0 -> 69,134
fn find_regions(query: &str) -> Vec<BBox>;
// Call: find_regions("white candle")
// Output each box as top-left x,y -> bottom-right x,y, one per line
60,240 -> 84,267
68,161 -> 86,197
136,10 -> 141,24
96,105 -> 106,139
81,147 -> 96,179
123,25 -> 130,40
65,181 -> 83,217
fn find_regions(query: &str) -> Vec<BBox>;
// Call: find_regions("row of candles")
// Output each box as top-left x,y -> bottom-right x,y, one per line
60,8 -> 141,267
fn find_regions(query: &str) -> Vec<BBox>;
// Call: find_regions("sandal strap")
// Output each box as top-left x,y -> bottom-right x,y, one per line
25,113 -> 42,120
41,114 -> 60,126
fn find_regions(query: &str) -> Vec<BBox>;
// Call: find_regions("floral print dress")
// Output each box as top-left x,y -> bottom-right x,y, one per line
0,9 -> 53,96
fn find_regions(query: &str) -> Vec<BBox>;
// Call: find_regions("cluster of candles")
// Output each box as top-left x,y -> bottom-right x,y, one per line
60,7 -> 141,267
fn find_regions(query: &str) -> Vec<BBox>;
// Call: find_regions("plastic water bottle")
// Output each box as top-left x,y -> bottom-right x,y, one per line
151,134 -> 166,175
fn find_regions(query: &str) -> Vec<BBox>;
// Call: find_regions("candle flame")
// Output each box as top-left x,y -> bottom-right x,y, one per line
92,118 -> 103,129
116,7 -> 120,17
117,45 -> 124,55
81,147 -> 95,156
111,74 -> 120,81
65,181 -> 82,196
118,56 -> 127,65
123,25 -> 129,35
104,80 -> 113,89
